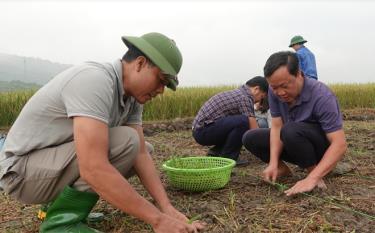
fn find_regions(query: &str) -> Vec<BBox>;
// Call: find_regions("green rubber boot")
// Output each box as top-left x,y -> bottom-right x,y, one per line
39,186 -> 103,233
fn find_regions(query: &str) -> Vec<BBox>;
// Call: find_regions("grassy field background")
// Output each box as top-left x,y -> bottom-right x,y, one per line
1,83 -> 375,127
0,84 -> 374,232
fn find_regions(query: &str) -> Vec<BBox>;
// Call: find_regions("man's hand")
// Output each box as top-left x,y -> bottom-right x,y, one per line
262,164 -> 279,183
153,213 -> 201,233
161,204 -> 189,222
284,176 -> 326,196
284,129 -> 346,197
161,205 -> 206,231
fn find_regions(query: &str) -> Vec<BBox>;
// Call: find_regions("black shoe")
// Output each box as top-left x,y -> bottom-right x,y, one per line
235,159 -> 250,167
207,146 -> 223,156
207,148 -> 216,156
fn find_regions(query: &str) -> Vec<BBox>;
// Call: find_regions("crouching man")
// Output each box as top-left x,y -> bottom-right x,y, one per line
242,51 -> 347,196
192,77 -> 268,165
0,32 -> 204,233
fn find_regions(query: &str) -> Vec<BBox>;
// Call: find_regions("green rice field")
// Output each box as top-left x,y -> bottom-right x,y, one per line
0,83 -> 375,127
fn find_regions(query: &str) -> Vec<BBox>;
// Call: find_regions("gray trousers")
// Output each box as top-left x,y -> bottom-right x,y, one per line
1,126 -> 153,204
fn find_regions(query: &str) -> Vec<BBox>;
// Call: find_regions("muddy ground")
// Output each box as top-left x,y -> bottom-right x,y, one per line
0,109 -> 374,232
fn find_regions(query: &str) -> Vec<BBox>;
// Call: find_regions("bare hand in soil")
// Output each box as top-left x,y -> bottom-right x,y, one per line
160,205 -> 206,232
262,164 -> 279,182
153,213 -> 200,233
161,205 -> 190,222
191,221 -> 206,232
284,177 -> 326,196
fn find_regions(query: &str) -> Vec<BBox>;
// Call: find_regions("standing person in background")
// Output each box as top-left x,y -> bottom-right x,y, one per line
192,76 -> 268,166
289,35 -> 318,80
0,32 -> 205,233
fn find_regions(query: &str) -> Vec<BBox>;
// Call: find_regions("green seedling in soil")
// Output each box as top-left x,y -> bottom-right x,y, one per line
237,169 -> 248,177
187,214 -> 202,224
271,181 -> 375,221
273,182 -> 288,192
229,190 -> 236,211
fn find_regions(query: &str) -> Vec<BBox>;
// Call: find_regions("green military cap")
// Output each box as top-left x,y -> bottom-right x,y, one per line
289,35 -> 307,47
122,32 -> 183,91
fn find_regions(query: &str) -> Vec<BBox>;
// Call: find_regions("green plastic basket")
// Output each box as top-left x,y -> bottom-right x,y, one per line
162,156 -> 235,192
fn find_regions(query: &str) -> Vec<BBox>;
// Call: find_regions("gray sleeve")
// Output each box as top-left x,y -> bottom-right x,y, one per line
125,102 -> 143,125
61,68 -> 114,124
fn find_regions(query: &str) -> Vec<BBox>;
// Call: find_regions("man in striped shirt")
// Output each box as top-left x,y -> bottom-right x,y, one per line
192,76 -> 268,165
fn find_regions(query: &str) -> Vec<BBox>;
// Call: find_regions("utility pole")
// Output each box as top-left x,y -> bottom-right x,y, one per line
24,57 -> 26,81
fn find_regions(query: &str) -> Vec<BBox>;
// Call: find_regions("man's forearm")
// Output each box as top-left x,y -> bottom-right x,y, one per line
81,162 -> 163,226
134,151 -> 172,209
269,127 -> 283,166
307,130 -> 347,180
126,124 -> 172,209
248,116 -> 259,129
73,118 -> 165,227
307,141 -> 347,180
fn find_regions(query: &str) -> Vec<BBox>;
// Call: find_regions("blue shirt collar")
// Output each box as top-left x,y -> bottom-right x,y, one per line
296,45 -> 306,51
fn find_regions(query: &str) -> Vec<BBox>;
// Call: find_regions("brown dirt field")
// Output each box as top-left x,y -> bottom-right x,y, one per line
1,109 -> 374,232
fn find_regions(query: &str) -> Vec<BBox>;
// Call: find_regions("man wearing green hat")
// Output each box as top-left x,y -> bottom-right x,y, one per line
0,32 -> 205,233
289,35 -> 318,80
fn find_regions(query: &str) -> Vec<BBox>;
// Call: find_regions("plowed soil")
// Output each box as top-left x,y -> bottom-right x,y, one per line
1,109 -> 374,232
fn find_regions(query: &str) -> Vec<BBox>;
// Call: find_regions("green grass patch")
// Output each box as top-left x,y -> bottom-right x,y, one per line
1,83 -> 375,127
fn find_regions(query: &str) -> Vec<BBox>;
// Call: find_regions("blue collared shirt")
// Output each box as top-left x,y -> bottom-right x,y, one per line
268,77 -> 342,133
296,46 -> 318,80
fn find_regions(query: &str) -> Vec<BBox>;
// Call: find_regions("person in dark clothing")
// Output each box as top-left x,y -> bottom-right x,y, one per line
192,76 -> 268,165
242,51 -> 347,196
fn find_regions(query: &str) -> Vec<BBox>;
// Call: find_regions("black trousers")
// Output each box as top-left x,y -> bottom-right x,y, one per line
193,115 -> 249,160
242,122 -> 330,168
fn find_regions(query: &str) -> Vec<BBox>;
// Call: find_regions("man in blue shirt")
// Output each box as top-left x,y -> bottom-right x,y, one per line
242,51 -> 347,196
289,35 -> 318,80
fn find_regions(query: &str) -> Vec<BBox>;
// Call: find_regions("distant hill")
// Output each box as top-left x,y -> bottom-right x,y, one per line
0,80 -> 41,92
0,53 -> 71,86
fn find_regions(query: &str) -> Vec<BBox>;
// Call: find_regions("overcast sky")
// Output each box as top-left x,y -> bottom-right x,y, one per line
0,0 -> 374,86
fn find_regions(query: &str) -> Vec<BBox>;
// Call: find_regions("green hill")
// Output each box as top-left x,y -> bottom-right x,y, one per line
0,80 -> 40,92
0,53 -> 71,85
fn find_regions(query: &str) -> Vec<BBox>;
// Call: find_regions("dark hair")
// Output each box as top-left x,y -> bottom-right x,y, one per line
263,51 -> 299,78
122,44 -> 155,66
246,76 -> 268,93
258,97 -> 269,114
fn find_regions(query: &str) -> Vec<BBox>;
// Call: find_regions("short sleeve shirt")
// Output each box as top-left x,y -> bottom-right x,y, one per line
192,85 -> 255,129
0,60 -> 142,178
269,77 -> 342,133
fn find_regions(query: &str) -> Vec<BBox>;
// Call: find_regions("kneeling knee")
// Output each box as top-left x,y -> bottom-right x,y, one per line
280,122 -> 301,143
242,130 -> 256,150
110,126 -> 140,155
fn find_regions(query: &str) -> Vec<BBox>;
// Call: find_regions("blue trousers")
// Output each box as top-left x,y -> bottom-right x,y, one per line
192,115 -> 249,160
256,117 -> 268,128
